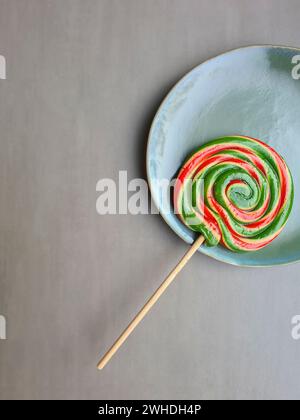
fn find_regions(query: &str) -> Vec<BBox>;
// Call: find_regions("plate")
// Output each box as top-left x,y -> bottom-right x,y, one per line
147,45 -> 300,266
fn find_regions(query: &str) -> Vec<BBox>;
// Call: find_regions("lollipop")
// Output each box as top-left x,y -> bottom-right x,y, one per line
174,136 -> 294,252
97,136 -> 293,369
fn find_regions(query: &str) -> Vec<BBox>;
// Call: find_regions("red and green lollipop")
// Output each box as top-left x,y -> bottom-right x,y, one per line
174,135 -> 294,252
97,135 -> 294,369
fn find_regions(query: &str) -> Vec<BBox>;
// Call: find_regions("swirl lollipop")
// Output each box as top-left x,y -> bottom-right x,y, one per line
97,136 -> 293,369
174,135 -> 294,252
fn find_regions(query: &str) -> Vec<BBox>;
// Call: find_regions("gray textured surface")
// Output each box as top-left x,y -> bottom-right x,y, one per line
0,0 -> 300,400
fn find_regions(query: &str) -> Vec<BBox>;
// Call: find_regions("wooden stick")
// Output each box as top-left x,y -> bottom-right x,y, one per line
97,235 -> 205,370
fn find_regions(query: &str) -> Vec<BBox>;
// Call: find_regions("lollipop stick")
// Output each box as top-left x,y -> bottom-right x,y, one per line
97,234 -> 205,370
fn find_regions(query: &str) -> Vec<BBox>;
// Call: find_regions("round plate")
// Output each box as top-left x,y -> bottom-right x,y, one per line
147,45 -> 300,267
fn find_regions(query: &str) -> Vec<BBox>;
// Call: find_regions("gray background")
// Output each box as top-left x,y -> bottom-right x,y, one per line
0,0 -> 300,400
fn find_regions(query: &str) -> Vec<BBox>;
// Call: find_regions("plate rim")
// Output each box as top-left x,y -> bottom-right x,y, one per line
146,44 -> 300,267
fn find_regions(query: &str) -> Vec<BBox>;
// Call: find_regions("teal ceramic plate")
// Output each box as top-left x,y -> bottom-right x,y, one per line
147,45 -> 300,266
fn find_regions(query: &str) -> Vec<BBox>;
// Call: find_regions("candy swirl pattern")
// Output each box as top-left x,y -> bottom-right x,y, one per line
174,136 -> 294,252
